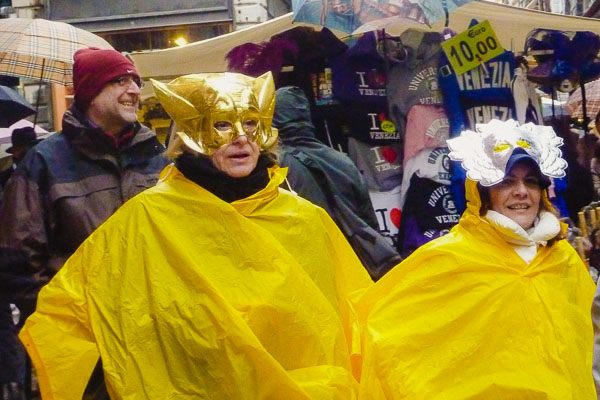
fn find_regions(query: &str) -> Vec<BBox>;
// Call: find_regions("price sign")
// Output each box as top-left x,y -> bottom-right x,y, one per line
441,20 -> 504,75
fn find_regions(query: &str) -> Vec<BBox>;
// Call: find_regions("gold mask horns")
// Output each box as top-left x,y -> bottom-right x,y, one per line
151,71 -> 278,155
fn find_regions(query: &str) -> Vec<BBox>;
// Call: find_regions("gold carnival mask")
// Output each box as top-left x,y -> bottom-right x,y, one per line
151,71 -> 278,155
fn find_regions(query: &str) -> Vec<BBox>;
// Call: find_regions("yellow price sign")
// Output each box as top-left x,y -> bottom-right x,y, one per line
441,21 -> 504,75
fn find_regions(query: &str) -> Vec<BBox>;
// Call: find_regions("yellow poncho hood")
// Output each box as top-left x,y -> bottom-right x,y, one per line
20,165 -> 372,399
352,178 -> 596,399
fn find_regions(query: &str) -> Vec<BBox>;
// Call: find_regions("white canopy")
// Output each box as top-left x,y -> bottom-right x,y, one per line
130,0 -> 600,82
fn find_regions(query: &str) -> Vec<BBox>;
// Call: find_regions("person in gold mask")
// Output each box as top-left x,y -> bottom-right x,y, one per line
19,71 -> 371,400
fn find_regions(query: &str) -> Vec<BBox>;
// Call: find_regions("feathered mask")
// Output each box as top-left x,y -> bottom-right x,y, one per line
447,119 -> 567,187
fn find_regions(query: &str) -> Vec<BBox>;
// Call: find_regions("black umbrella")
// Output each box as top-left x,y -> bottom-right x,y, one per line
0,85 -> 36,128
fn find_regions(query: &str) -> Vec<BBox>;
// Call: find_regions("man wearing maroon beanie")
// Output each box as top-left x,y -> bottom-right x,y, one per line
72,47 -> 144,136
0,47 -> 169,399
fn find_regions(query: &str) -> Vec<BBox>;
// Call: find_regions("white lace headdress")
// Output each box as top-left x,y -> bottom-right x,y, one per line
447,119 -> 567,187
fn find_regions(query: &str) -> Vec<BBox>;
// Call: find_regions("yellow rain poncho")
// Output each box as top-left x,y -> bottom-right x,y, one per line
353,179 -> 596,399
20,165 -> 372,400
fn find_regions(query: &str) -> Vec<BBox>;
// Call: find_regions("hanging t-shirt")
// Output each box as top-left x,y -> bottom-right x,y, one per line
331,31 -> 388,106
397,175 -> 459,257
399,146 -> 452,209
404,105 -> 449,165
386,30 -> 444,136
439,48 -> 516,136
330,102 -> 401,144
369,185 -> 402,247
348,137 -> 403,192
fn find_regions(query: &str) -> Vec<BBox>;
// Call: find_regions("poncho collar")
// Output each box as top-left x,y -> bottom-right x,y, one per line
159,163 -> 288,216
484,210 -> 560,247
175,152 -> 275,203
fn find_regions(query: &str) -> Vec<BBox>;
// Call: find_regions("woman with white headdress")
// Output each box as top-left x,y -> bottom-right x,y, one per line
352,119 -> 596,399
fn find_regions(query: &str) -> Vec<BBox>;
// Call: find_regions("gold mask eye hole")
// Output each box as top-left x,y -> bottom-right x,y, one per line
214,121 -> 232,132
493,143 -> 510,152
243,119 -> 258,133
516,140 -> 531,148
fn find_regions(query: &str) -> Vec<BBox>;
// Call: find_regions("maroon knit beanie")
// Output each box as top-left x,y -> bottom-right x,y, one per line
72,47 -> 140,112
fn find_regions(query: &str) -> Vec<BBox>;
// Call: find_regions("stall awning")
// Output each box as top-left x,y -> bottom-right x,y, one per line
130,0 -> 600,82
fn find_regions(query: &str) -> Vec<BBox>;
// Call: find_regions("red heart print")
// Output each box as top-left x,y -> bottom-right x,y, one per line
390,208 -> 401,228
382,146 -> 397,163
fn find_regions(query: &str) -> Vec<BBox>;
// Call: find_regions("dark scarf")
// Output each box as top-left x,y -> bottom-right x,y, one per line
175,152 -> 275,203
71,105 -> 136,150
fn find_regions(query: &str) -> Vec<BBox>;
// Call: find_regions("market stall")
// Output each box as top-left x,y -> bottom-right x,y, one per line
130,1 -> 600,259
129,1 -> 600,80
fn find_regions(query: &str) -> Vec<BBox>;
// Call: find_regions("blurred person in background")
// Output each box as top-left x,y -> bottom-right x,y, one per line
0,127 -> 42,189
272,86 -> 399,280
548,116 -> 594,219
591,140 -> 600,201
0,127 -> 43,400
272,86 -> 378,231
